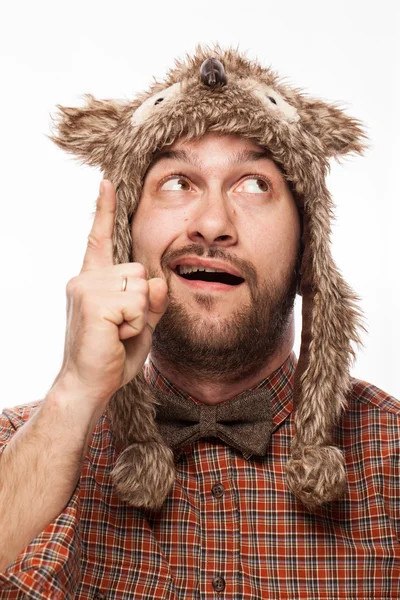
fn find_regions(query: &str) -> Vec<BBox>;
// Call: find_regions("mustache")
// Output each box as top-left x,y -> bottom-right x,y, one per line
160,244 -> 258,289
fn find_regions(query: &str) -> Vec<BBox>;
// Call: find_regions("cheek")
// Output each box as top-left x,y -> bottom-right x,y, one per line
250,207 -> 300,279
131,207 -> 187,266
275,220 -> 301,276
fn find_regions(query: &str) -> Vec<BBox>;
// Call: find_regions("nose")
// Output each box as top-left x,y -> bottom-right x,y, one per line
187,193 -> 238,247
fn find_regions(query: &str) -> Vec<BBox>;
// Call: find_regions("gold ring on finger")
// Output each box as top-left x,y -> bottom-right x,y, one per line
121,275 -> 128,292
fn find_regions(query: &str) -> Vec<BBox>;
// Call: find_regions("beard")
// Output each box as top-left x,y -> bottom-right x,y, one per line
147,243 -> 301,384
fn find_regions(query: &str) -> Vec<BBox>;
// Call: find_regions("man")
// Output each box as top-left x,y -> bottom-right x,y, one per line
0,46 -> 399,599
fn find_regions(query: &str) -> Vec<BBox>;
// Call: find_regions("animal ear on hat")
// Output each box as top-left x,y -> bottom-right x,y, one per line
299,96 -> 369,159
49,94 -> 127,168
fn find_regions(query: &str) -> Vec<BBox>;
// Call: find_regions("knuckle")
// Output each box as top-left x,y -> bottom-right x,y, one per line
133,278 -> 149,295
130,313 -> 146,333
129,262 -> 147,279
134,293 -> 148,313
87,233 -> 110,251
87,234 -> 101,251
66,276 -> 81,296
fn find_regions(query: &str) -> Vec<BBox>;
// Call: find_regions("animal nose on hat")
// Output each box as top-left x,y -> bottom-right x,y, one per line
200,57 -> 227,87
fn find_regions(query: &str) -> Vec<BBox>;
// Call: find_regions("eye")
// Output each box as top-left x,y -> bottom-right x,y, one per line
267,95 -> 277,105
235,177 -> 271,194
154,97 -> 164,105
160,176 -> 192,191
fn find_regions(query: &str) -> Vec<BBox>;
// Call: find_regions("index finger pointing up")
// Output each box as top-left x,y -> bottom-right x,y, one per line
81,180 -> 117,273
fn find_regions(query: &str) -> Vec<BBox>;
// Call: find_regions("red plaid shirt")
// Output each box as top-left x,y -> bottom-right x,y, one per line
0,352 -> 399,599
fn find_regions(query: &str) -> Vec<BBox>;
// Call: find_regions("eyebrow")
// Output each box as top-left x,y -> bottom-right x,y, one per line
147,148 -> 272,172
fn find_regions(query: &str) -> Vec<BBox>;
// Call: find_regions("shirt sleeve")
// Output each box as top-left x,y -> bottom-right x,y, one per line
0,406 -> 82,599
383,409 -> 400,544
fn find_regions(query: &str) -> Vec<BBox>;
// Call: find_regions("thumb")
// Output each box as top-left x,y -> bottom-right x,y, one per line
119,277 -> 169,384
147,277 -> 169,332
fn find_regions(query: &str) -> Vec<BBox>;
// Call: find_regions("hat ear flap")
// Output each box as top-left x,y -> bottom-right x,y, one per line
49,94 -> 127,168
300,97 -> 369,159
285,180 -> 367,510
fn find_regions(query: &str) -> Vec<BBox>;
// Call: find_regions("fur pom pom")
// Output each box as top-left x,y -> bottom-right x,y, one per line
111,441 -> 176,509
285,445 -> 347,510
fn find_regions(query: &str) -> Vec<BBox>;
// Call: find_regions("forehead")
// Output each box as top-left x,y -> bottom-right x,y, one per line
168,132 -> 264,152
146,133 -> 282,177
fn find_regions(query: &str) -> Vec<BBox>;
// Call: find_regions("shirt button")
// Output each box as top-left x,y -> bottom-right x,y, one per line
212,576 -> 226,592
211,483 -> 225,498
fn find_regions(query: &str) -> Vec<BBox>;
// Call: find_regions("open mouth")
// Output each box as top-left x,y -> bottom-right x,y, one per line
174,265 -> 244,286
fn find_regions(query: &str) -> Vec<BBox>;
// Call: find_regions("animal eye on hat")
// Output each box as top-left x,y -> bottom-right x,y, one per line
51,43 -> 368,511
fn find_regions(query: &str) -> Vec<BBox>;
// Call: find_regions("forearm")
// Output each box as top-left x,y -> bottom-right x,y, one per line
0,378 -> 106,572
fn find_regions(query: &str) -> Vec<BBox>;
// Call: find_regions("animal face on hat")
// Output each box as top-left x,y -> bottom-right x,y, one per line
51,43 -> 367,510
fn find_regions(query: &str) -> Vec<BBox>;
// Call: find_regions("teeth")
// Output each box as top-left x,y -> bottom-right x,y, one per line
177,265 -> 226,275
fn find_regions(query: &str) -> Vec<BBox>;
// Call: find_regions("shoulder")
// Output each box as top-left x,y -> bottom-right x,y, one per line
0,400 -> 43,431
348,376 -> 400,416
0,400 -> 114,451
0,400 -> 43,452
336,377 -> 400,447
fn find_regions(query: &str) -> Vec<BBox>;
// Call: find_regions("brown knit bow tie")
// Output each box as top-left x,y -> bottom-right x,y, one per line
154,387 -> 274,458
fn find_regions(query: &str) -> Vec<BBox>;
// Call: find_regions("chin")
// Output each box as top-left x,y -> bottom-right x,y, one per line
151,279 -> 296,382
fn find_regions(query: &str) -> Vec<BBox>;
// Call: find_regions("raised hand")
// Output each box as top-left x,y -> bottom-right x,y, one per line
56,180 -> 168,405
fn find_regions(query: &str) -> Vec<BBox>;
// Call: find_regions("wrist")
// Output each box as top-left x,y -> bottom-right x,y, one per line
46,372 -> 110,429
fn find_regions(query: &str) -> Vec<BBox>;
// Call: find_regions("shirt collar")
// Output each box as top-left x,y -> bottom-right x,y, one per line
144,351 -> 296,434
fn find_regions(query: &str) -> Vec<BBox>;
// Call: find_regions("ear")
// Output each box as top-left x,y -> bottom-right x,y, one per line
299,96 -> 369,159
48,94 -> 128,168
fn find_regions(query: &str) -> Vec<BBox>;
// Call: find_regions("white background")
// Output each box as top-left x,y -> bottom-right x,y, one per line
0,0 -> 399,411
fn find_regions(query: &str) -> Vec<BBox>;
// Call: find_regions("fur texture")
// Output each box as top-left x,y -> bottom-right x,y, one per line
49,43 -> 368,510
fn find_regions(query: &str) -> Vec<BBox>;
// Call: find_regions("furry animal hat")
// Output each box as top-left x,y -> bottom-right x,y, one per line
51,43 -> 367,511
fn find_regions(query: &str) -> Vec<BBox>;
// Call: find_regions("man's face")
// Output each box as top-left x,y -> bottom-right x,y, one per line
131,133 -> 301,381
